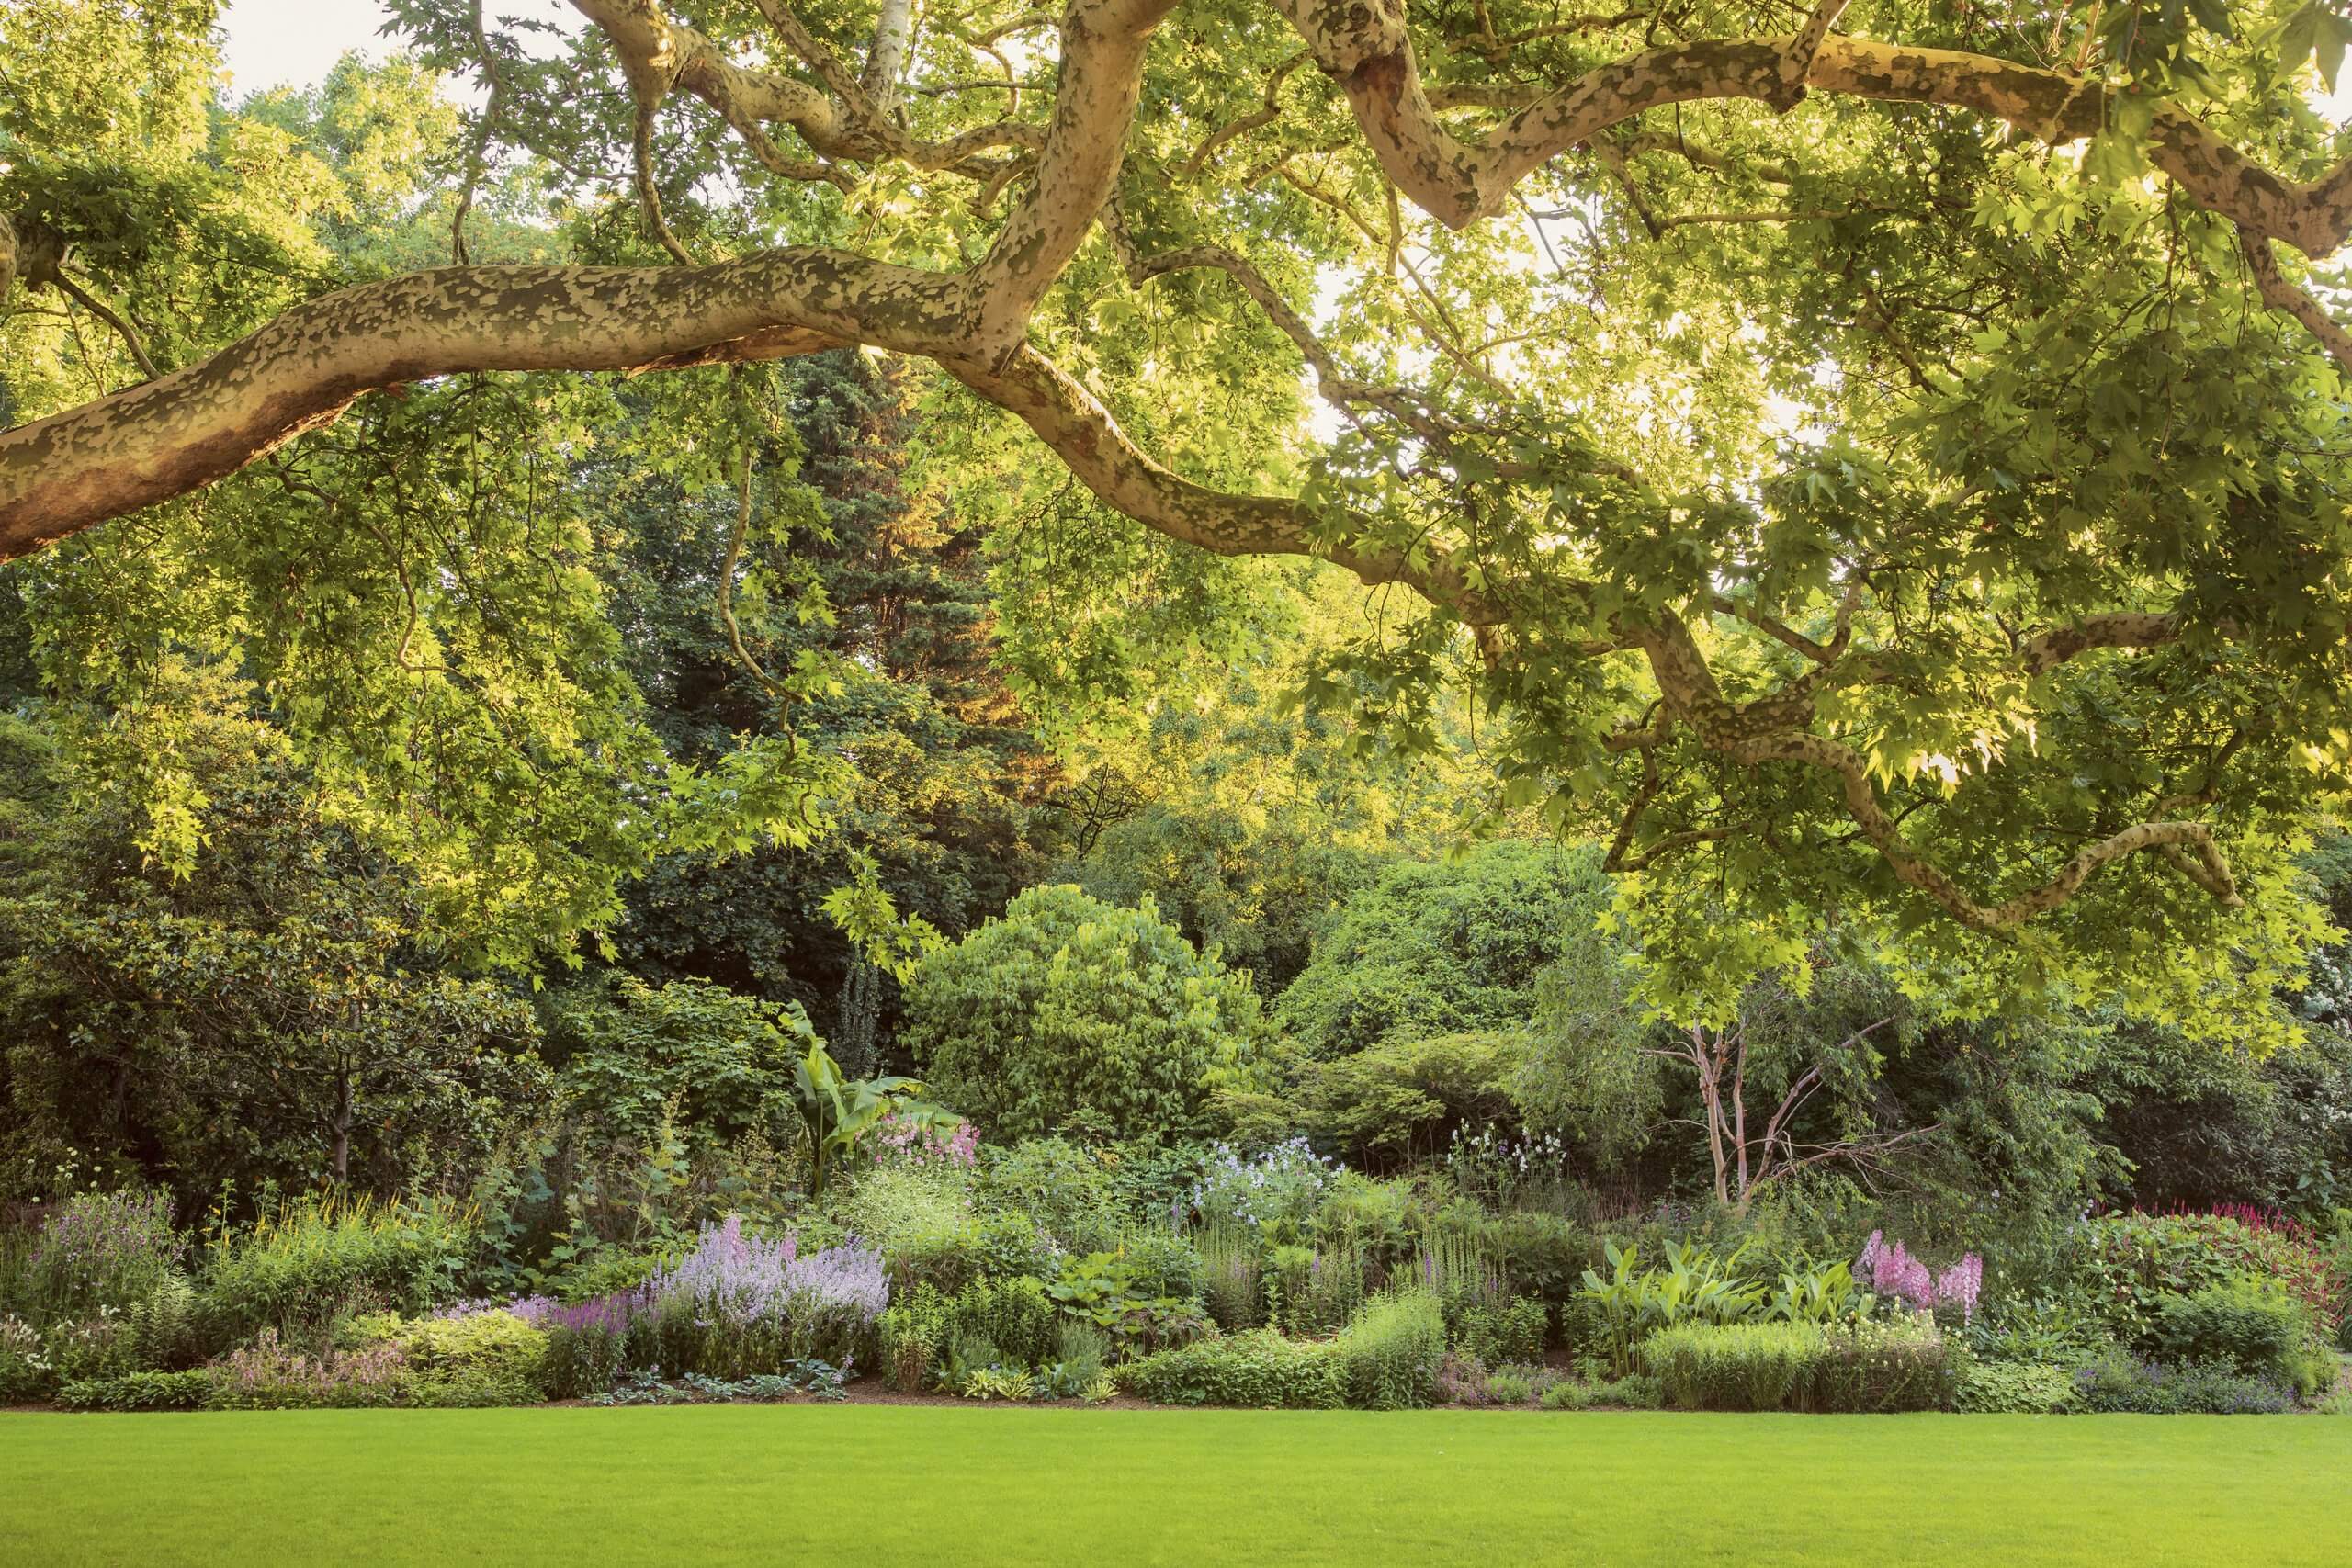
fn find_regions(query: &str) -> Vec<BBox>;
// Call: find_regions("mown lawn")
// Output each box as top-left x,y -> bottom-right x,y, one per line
3,1406 -> 2346,1565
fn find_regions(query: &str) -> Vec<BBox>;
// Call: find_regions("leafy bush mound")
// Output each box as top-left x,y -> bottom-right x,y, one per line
2067,1212 -> 2346,1346
901,885 -> 1269,1143
56,1369 -> 211,1412
2146,1278 -> 2310,1381
349,1306 -> 552,1404
1953,1359 -> 2080,1415
1122,1330 -> 1343,1409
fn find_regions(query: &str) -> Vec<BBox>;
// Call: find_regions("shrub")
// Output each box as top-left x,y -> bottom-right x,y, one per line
1640,1320 -> 1826,1412
2148,1277 -> 2309,1380
1335,1291 -> 1446,1409
1281,1244 -> 1368,1338
359,1307 -> 552,1401
1265,1242 -> 1368,1337
1121,1329 -> 1342,1409
542,974 -> 805,1152
547,1248 -> 666,1305
2063,1212 -> 2345,1344
2072,1346 -> 2297,1414
1809,1314 -> 1952,1413
1485,1365 -> 1551,1405
944,1275 -> 1059,1371
1635,1314 -> 1951,1413
1541,1372 -> 1663,1410
902,886 -> 1270,1143
1953,1359 -> 2080,1414
877,1276 -> 1064,1389
41,1314 -> 135,1382
824,1162 -> 974,1264
1477,1210 -> 1594,1314
1038,1321 -> 1111,1399
516,1291 -> 643,1399
202,1194 -> 474,1347
1274,842 -> 1609,1055
1309,1172 -> 1423,1267
1285,1032 -> 1528,1168
1440,1352 -> 1555,1407
127,1272 -> 203,1370
15,1190 -> 182,1324
877,1283 -> 947,1393
1108,1229 -> 1202,1301
1578,1239 -> 1765,1377
1044,1250 -> 1208,1358
979,1139 -> 1122,1254
56,1369 -> 211,1412
1453,1294 -> 1547,1368
1190,1141 -> 1340,1243
888,1213 -> 1049,1296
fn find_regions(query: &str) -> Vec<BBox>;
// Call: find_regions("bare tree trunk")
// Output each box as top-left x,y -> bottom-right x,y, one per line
331,1062 -> 353,1186
1730,1023 -> 1751,1207
1696,1025 -> 1731,1208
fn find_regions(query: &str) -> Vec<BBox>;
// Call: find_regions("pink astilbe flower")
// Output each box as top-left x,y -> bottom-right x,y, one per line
1933,1254 -> 1984,1324
871,1112 -> 980,1169
1856,1231 -> 1983,1321
1856,1231 -> 1931,1311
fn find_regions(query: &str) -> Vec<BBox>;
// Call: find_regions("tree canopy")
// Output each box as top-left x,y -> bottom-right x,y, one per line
5,0 -> 2352,1015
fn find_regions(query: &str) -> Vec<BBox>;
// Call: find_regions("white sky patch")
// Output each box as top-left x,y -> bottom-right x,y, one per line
217,0 -> 580,99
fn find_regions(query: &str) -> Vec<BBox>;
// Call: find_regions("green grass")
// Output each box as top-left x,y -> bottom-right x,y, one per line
4,1408 -> 2346,1565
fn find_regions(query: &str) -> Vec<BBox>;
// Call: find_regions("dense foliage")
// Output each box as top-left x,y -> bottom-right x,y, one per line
2,0 -> 2352,1431
900,885 -> 1271,1143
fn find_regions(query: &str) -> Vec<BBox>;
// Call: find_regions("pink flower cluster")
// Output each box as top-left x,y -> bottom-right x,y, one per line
871,1111 -> 978,1169
1855,1232 -> 1982,1323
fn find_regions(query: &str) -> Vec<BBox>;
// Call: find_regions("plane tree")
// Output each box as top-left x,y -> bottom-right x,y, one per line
6,0 -> 2352,1011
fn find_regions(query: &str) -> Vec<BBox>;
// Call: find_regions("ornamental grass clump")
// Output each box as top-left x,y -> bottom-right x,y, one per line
640,1215 -> 888,1377
1639,1320 -> 1827,1412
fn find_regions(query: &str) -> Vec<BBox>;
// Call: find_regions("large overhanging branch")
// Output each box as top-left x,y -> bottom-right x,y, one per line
1,2 -> 2335,936
14,7 -> 2352,543
1274,11 -> 2352,257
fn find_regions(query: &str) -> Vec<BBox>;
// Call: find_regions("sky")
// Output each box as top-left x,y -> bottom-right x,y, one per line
218,1 -> 2352,115
215,0 -> 578,96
